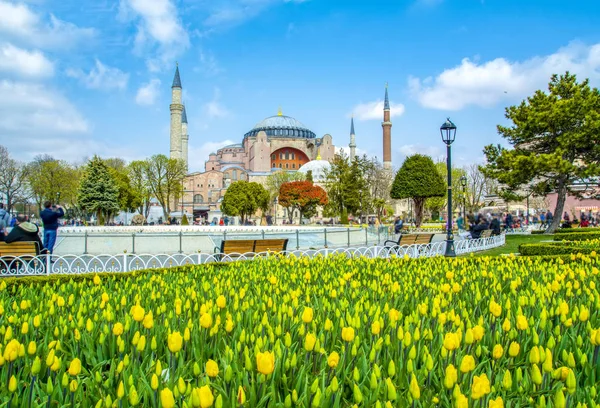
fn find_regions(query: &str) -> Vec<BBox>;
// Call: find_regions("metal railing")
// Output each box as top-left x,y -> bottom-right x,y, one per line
0,235 -> 505,276
54,226 -> 393,255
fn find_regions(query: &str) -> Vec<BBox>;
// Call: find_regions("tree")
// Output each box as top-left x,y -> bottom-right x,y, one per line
305,170 -> 313,183
26,155 -> 80,211
465,164 -> 489,213
220,181 -> 270,224
390,154 -> 446,227
265,170 -> 304,200
128,160 -> 152,219
105,159 -> 142,214
425,162 -> 466,220
482,72 -> 600,233
0,146 -> 29,212
77,156 -> 120,225
323,152 -> 366,219
144,155 -> 186,219
362,157 -> 395,222
278,181 -> 328,223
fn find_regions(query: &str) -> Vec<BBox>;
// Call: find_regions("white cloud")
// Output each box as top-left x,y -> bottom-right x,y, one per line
119,0 -> 189,71
203,87 -> 230,118
398,144 -> 442,159
66,59 -> 129,90
203,0 -> 305,28
409,41 -> 600,110
135,78 -> 161,105
0,79 -> 95,161
194,49 -> 221,76
0,42 -> 53,78
188,140 -> 236,172
0,1 -> 95,49
350,100 -> 405,121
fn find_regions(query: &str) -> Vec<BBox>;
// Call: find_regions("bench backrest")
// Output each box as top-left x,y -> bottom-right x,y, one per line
398,234 -> 434,245
0,241 -> 39,257
220,240 -> 255,254
480,230 -> 492,238
254,239 -> 288,253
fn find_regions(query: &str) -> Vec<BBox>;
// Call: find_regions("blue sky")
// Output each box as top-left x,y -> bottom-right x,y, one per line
1,0 -> 599,172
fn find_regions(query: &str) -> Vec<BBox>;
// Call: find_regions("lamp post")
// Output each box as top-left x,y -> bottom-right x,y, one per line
460,175 -> 467,221
441,118 -> 457,257
273,197 -> 278,226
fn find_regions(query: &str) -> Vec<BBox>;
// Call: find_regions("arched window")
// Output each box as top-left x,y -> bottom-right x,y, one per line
193,194 -> 203,204
233,169 -> 238,180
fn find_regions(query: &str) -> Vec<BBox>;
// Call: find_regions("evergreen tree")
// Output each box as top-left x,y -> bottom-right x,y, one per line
390,154 -> 446,227
77,156 -> 120,225
483,72 -> 600,233
305,170 -> 314,183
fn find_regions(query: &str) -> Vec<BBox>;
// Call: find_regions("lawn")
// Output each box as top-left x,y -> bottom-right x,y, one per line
468,233 -> 550,256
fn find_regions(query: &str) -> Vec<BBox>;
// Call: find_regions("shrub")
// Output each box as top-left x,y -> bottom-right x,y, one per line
519,243 -> 597,256
554,227 -> 600,234
552,232 -> 600,241
181,213 -> 189,225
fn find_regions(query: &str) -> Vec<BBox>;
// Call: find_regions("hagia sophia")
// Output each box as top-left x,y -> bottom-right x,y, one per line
169,66 -> 393,221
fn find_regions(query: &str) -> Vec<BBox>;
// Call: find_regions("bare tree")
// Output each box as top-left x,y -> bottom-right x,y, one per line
465,164 -> 490,212
144,155 -> 186,219
0,145 -> 29,212
362,157 -> 394,222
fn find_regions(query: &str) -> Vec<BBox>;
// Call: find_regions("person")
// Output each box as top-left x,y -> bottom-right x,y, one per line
456,214 -> 465,231
505,213 -> 513,232
0,203 -> 10,242
394,217 -> 404,234
470,219 -> 489,239
490,214 -> 501,236
5,214 -> 46,253
40,201 -> 64,254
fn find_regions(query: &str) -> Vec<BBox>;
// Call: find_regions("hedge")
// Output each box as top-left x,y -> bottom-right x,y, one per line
519,243 -> 597,256
553,232 -> 600,241
554,227 -> 600,234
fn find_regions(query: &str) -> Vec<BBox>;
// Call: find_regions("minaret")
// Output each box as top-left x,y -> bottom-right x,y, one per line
170,64 -> 183,161
181,104 -> 189,172
349,116 -> 356,161
382,83 -> 392,170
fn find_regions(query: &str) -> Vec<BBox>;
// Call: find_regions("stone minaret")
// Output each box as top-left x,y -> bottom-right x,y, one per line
181,105 -> 189,172
382,83 -> 392,170
170,64 -> 183,161
349,116 -> 356,161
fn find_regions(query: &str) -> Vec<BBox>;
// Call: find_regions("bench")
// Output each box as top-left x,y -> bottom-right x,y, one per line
0,242 -> 42,274
384,233 -> 434,247
480,230 -> 492,239
214,239 -> 289,261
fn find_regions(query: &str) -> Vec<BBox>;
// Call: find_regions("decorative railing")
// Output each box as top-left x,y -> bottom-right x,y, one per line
0,235 -> 505,276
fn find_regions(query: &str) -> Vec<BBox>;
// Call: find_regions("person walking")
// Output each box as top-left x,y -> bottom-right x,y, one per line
40,201 -> 64,254
0,203 -> 10,242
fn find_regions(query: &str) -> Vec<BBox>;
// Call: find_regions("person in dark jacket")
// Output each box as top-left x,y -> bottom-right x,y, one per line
490,214 -> 501,236
470,219 -> 489,239
40,201 -> 64,254
5,214 -> 45,254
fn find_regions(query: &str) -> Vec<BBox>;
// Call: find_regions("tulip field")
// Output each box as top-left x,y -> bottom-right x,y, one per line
0,253 -> 599,407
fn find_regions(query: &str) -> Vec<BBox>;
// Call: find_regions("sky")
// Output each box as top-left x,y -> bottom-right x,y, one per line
1,0 -> 600,172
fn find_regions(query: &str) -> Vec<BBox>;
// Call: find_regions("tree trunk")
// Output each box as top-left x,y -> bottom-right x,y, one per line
546,179 -> 567,234
414,198 -> 425,228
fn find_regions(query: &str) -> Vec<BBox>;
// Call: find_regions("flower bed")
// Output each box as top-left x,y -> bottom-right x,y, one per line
553,232 -> 600,242
0,255 -> 598,406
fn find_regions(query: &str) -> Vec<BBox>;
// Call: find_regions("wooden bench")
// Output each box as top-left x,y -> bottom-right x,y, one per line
480,230 -> 492,239
0,242 -> 42,274
214,239 -> 289,261
384,233 -> 434,247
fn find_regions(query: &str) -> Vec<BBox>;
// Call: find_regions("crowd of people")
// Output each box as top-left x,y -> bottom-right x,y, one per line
0,201 -> 64,254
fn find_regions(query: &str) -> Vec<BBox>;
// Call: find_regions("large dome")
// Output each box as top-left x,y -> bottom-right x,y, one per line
244,114 -> 316,139
297,160 -> 331,183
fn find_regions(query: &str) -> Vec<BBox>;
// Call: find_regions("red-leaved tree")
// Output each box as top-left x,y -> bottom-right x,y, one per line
278,181 -> 328,224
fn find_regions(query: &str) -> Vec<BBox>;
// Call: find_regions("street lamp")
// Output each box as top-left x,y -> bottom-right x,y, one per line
441,118 -> 457,257
273,197 -> 278,226
460,175 -> 467,221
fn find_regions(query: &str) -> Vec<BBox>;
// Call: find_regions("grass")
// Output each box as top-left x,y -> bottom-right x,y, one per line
467,233 -> 550,257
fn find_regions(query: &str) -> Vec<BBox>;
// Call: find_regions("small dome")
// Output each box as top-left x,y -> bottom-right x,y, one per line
297,160 -> 331,183
244,114 -> 316,139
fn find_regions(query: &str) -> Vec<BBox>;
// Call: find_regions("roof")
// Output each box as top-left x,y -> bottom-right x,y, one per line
181,105 -> 188,123
172,65 -> 182,88
244,114 -> 316,139
350,116 -> 355,135
384,83 -> 390,110
297,160 -> 331,182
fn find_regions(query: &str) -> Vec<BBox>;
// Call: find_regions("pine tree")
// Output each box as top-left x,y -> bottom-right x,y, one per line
77,156 -> 120,225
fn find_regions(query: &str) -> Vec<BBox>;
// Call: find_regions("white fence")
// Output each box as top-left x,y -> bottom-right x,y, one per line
0,235 -> 505,276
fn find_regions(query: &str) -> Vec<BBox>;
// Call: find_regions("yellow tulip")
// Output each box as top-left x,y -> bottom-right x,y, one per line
304,333 -> 316,351
460,355 -> 475,373
508,341 -> 520,357
327,351 -> 340,368
256,351 -> 275,375
342,327 -> 355,342
237,386 -> 246,404
206,359 -> 219,377
489,397 -> 504,408
68,358 -> 82,376
168,331 -> 183,353
471,373 -> 490,400
198,385 -> 214,408
112,322 -> 124,336
408,374 -> 420,400
301,307 -> 313,323
216,295 -> 226,309
160,388 -> 176,408
131,305 -> 145,322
